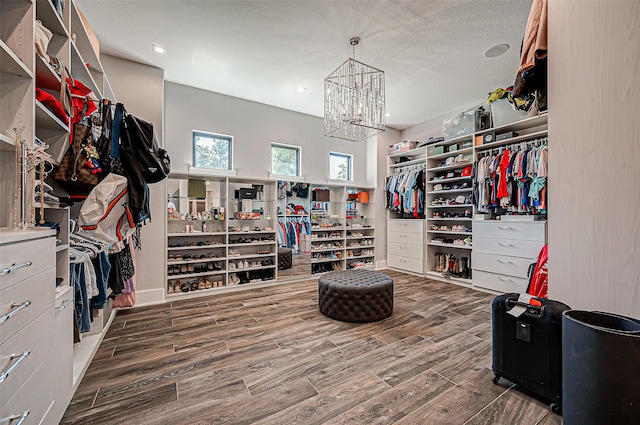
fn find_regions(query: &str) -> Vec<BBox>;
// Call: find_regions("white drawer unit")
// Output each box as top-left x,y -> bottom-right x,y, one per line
473,269 -> 530,294
472,252 -> 533,278
0,234 -> 55,291
473,221 -> 546,242
473,237 -> 544,259
388,220 -> 424,233
387,231 -> 424,246
0,362 -> 55,425
387,242 -> 423,260
387,254 -> 424,275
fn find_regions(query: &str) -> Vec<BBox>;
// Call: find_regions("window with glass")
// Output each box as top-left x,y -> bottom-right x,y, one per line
329,152 -> 352,181
193,131 -> 232,170
271,143 -> 301,177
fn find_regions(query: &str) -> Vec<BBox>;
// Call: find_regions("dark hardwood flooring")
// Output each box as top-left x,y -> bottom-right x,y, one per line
62,270 -> 562,425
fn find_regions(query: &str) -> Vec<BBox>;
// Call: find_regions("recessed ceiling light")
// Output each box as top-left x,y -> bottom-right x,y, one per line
385,113 -> 392,117
296,87 -> 306,92
152,44 -> 166,54
484,44 -> 509,58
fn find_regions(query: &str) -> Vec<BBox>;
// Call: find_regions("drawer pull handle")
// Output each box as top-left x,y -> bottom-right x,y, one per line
8,410 -> 29,425
496,259 -> 514,264
0,301 -> 31,324
0,261 -> 32,277
497,242 -> 514,247
497,226 -> 514,230
56,298 -> 73,310
0,350 -> 30,383
498,276 -> 515,283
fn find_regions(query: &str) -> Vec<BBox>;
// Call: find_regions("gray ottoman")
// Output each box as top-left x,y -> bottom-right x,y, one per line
318,269 -> 394,323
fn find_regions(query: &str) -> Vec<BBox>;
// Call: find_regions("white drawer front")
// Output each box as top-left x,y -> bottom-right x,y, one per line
473,221 -> 546,242
0,361 -> 54,425
472,270 -> 529,294
0,237 -> 55,291
474,237 -> 544,259
387,220 -> 423,233
387,231 -> 423,246
0,307 -> 53,410
387,242 -> 423,260
0,269 -> 55,345
472,252 -> 533,279
388,254 -> 423,274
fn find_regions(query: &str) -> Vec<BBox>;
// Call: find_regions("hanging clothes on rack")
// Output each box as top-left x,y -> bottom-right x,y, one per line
277,216 -> 310,252
385,166 -> 425,218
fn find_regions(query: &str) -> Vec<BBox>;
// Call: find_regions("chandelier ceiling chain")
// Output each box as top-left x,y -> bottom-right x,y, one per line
324,37 -> 386,142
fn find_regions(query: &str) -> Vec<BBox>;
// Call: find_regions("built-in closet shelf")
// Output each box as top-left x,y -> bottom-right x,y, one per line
168,258 -> 225,265
168,270 -> 227,280
428,176 -> 472,185
36,54 -> 62,90
311,237 -> 344,242
166,286 -> 228,298
228,241 -> 276,247
425,271 -> 473,286
311,258 -> 343,264
228,265 -> 276,272
312,228 -> 346,232
428,188 -> 472,195
429,217 -> 472,222
476,129 -> 548,151
0,133 -> 15,150
346,244 -> 376,249
35,100 -> 70,132
73,310 -> 116,390
228,231 -> 276,235
232,253 -> 276,260
70,42 -> 101,96
427,242 -> 473,250
431,134 -> 474,148
427,204 -> 473,209
0,39 -> 32,77
481,112 -> 548,135
37,0 -> 69,37
389,158 -> 425,168
429,162 -> 473,173
167,244 -> 225,251
389,146 -> 427,158
428,146 -> 474,160
70,2 -> 103,73
347,255 -> 375,260
346,236 -> 375,239
168,232 -> 225,237
427,231 -> 472,236
56,244 -> 69,252
55,284 -> 73,301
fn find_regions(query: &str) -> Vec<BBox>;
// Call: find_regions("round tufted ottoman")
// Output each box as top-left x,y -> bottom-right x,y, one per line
318,269 -> 394,323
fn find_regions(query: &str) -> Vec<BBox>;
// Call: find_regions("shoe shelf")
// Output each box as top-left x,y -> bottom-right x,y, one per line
428,176 -> 472,185
427,204 -> 473,209
346,235 -> 375,239
228,230 -> 275,235
346,254 -> 375,260
429,162 -> 473,173
228,241 -> 276,247
232,253 -> 275,259
168,232 -> 225,237
425,271 -> 472,286
427,230 -> 472,236
429,217 -> 472,222
310,237 -> 344,242
311,258 -> 343,264
346,244 -> 375,249
167,244 -> 225,251
229,264 -> 276,272
427,242 -> 472,250
428,188 -> 472,195
168,258 -> 225,265
167,269 -> 226,280
311,247 -> 344,253
311,228 -> 346,232
56,244 -> 69,252
428,147 -> 474,160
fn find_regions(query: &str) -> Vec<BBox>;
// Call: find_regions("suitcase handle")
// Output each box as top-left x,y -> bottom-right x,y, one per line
506,298 -> 545,319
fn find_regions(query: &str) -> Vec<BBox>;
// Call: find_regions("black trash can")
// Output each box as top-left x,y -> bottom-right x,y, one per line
562,310 -> 640,425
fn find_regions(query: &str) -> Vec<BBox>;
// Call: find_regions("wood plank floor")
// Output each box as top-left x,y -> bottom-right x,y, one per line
62,270 -> 562,425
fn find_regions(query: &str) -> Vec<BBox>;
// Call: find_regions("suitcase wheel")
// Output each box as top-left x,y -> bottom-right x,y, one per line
550,403 -> 561,414
492,375 -> 500,385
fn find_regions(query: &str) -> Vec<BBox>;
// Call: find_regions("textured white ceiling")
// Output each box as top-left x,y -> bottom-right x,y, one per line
77,0 -> 532,130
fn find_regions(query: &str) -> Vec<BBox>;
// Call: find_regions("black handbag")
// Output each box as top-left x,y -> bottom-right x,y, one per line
120,107 -> 170,184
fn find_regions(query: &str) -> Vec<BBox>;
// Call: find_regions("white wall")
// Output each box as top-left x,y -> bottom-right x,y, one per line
101,54 -> 167,306
164,82 -> 373,185
548,1 -> 640,317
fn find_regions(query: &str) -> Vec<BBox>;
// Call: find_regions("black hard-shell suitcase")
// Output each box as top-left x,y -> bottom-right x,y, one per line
491,293 -> 571,413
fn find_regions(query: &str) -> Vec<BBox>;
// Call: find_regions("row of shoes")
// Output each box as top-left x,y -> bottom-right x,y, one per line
433,181 -> 470,191
434,253 -> 471,279
346,231 -> 366,237
429,224 -> 471,232
229,226 -> 273,232
167,277 -> 224,293
168,252 -> 220,261
431,169 -> 469,181
229,236 -> 275,244
347,249 -> 374,257
311,222 -> 343,229
431,237 -> 472,246
347,259 -> 374,269
312,251 -> 342,260
312,242 -> 343,250
168,262 -> 223,275
431,195 -> 471,206
347,239 -> 373,247
312,262 -> 343,274
228,270 -> 274,285
168,240 -> 223,248
228,258 -> 274,270
432,210 -> 472,218
346,223 -> 372,229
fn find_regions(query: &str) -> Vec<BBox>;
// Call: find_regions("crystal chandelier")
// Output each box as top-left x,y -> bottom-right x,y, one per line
324,37 -> 385,142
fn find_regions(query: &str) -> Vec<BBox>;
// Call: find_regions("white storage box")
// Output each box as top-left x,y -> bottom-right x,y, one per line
490,98 -> 529,127
388,140 -> 418,155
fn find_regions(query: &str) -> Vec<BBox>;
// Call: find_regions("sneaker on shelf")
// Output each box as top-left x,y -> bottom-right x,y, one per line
241,225 -> 250,232
464,236 -> 472,246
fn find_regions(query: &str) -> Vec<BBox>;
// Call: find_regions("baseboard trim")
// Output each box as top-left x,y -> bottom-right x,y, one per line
376,260 -> 387,270
134,288 -> 166,307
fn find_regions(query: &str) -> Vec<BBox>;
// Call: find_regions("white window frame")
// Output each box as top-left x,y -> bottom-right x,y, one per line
329,151 -> 353,182
270,142 -> 302,178
192,130 -> 233,171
